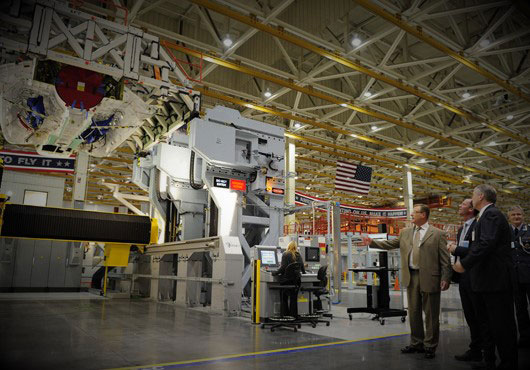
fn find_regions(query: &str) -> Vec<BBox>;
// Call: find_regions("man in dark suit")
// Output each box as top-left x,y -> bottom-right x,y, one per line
454,184 -> 517,370
449,198 -> 481,362
508,205 -> 530,347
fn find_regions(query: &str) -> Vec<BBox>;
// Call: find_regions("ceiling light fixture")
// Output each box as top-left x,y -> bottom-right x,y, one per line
462,92 -> 471,99
479,39 -> 491,48
506,114 -> 514,120
294,122 -> 301,129
489,141 -> 496,146
223,35 -> 233,47
371,125 -> 378,131
417,140 -> 424,145
263,89 -> 272,98
364,91 -> 372,98
340,103 -> 348,107
351,34 -> 362,47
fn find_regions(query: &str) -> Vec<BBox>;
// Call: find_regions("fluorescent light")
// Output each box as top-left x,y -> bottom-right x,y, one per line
506,114 -> 514,120
364,91 -> 372,98
223,35 -> 233,47
417,140 -> 424,145
371,125 -> 378,131
462,92 -> 471,99
264,90 -> 272,98
351,35 -> 362,47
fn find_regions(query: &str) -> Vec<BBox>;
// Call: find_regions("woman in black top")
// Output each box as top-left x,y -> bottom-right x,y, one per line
273,241 -> 305,316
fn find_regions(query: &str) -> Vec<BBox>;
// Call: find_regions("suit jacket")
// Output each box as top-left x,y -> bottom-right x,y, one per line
452,220 -> 476,283
511,223 -> 530,284
460,205 -> 513,292
370,225 -> 451,293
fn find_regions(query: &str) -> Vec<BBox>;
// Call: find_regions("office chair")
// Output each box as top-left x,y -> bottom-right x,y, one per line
261,262 -> 302,332
299,265 -> 332,326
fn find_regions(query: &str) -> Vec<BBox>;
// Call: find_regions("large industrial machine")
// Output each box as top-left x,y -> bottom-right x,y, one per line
132,106 -> 286,315
0,0 -> 339,317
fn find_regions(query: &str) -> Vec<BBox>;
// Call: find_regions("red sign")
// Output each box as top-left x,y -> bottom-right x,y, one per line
229,179 -> 246,191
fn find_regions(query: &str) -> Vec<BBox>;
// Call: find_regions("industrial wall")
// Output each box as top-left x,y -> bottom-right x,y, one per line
0,171 -> 83,291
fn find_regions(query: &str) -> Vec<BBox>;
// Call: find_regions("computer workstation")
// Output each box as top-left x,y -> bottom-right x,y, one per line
251,245 -> 329,328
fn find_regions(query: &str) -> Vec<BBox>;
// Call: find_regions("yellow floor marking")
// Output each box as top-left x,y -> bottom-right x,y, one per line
110,331 -> 410,370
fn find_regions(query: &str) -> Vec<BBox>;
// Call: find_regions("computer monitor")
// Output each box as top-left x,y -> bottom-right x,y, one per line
258,248 -> 279,267
305,247 -> 320,262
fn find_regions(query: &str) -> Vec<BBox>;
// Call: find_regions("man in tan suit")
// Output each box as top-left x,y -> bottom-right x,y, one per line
363,204 -> 451,359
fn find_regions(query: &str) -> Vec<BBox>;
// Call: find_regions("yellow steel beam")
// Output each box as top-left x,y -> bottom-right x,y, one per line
197,87 -> 529,187
296,168 -> 418,194
294,186 -> 373,207
296,156 -> 469,196
166,41 -> 529,171
355,0 -> 530,105
296,179 -> 398,201
189,0 -> 530,148
294,140 -> 466,187
293,141 -> 527,201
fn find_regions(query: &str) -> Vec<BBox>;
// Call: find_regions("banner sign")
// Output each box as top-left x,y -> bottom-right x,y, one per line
295,191 -> 407,219
0,150 -> 75,173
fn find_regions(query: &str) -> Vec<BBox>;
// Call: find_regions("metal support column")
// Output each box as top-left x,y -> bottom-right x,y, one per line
403,165 -> 414,224
73,152 -> 89,206
347,233 -> 353,290
284,138 -> 296,228
331,202 -> 342,303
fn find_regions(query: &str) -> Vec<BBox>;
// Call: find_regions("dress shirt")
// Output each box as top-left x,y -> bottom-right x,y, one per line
409,222 -> 429,269
459,218 -> 474,247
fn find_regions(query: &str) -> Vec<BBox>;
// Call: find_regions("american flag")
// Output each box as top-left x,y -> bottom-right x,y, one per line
335,161 -> 373,195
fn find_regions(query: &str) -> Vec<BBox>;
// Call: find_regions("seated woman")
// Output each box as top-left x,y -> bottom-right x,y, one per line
272,241 -> 306,317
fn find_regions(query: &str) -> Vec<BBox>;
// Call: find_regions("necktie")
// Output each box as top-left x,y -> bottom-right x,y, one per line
412,226 -> 421,267
514,227 -> 519,238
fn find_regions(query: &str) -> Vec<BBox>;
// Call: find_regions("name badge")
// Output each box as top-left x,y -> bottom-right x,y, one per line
511,242 -> 515,249
472,231 -> 475,242
460,240 -> 469,248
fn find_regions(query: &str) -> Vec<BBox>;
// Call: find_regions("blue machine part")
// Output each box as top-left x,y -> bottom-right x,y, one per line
26,96 -> 46,129
79,114 -> 114,144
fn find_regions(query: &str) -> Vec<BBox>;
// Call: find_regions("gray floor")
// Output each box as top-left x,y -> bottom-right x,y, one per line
0,290 -> 528,370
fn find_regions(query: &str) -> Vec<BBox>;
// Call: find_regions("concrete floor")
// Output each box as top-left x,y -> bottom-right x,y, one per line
0,289 -> 528,370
